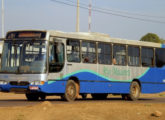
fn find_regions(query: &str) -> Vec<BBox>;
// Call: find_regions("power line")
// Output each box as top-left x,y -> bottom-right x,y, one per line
51,0 -> 165,24
64,0 -> 165,19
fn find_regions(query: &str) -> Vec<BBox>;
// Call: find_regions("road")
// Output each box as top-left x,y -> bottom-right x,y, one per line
0,93 -> 165,107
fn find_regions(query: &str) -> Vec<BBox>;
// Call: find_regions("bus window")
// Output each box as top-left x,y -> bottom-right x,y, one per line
156,48 -> 165,67
113,44 -> 126,65
128,46 -> 140,66
67,39 -> 80,62
98,42 -> 112,64
82,41 -> 96,63
49,42 -> 64,72
141,47 -> 154,67
1,40 -> 47,73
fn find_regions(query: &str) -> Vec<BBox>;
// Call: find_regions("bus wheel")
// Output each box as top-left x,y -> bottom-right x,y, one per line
25,93 -> 39,101
128,81 -> 141,101
91,94 -> 108,100
64,80 -> 79,102
40,94 -> 46,101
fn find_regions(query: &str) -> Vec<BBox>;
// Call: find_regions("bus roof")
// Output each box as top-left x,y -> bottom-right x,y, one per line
6,30 -> 162,48
48,30 -> 161,48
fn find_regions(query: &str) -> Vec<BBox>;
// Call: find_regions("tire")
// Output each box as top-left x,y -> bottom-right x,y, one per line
64,80 -> 79,102
128,81 -> 141,101
91,94 -> 108,100
25,93 -> 39,101
40,94 -> 46,101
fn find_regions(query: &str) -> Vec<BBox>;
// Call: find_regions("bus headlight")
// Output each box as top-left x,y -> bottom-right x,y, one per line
0,81 -> 8,85
30,81 -> 45,85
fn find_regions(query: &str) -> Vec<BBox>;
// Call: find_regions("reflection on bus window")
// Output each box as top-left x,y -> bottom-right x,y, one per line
49,42 -> 64,72
141,47 -> 154,67
98,43 -> 112,64
82,41 -> 96,64
67,39 -> 80,62
113,44 -> 126,65
128,46 -> 140,66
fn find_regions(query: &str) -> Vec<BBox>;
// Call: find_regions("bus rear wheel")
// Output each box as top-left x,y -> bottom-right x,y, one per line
91,94 -> 108,100
128,81 -> 141,101
63,80 -> 79,102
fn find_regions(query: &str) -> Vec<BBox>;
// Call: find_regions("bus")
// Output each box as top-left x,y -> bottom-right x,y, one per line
0,30 -> 165,102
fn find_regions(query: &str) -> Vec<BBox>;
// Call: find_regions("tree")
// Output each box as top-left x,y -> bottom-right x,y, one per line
140,33 -> 161,43
160,38 -> 165,44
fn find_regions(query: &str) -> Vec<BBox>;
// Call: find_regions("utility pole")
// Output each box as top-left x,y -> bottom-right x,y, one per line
1,0 -> 4,38
88,0 -> 92,32
76,0 -> 79,32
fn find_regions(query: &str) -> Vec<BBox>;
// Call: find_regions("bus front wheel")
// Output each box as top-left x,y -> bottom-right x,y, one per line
64,80 -> 79,102
127,81 -> 141,101
25,93 -> 39,101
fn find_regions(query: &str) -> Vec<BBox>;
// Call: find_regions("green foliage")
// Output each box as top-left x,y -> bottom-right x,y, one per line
160,38 -> 165,44
140,33 -> 161,43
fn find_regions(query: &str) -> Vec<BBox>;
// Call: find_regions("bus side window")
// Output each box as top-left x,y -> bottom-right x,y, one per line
128,46 -> 140,66
156,48 -> 165,67
67,39 -> 80,62
113,44 -> 126,66
98,42 -> 112,64
82,41 -> 96,64
141,47 -> 154,67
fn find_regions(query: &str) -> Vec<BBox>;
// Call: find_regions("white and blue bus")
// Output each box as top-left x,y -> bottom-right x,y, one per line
0,30 -> 165,101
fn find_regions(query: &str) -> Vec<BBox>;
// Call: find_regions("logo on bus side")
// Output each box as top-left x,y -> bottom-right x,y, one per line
103,66 -> 130,78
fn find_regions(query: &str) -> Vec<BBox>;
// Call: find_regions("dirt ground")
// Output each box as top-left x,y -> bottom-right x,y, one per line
0,92 -> 165,120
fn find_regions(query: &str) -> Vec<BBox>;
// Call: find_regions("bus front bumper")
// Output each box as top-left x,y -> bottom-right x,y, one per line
0,84 -> 41,93
0,81 -> 66,94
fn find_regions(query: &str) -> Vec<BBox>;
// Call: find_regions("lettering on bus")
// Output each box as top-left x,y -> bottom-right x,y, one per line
103,66 -> 130,77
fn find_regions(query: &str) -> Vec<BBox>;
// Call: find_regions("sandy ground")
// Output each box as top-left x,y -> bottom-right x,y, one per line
0,92 -> 165,120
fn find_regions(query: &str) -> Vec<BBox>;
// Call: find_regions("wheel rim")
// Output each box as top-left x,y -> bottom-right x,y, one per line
66,83 -> 76,99
132,84 -> 139,97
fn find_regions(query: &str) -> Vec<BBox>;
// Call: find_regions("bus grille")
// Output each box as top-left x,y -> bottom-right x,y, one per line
10,81 -> 30,86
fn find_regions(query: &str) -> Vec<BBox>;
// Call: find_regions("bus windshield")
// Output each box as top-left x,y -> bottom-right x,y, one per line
0,40 -> 47,73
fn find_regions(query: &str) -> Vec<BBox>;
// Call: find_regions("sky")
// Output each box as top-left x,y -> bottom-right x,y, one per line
0,0 -> 165,40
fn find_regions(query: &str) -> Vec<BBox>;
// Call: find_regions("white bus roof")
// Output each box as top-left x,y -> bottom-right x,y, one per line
48,30 -> 161,48
7,30 -> 162,48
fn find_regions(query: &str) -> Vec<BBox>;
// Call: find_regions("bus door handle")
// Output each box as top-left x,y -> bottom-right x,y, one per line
67,64 -> 72,66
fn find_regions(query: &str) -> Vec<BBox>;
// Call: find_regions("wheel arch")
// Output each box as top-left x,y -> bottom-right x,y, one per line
68,76 -> 80,86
